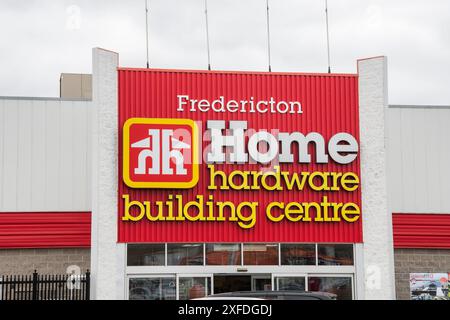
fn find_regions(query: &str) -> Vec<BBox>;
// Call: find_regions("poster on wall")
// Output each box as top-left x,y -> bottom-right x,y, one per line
409,273 -> 449,300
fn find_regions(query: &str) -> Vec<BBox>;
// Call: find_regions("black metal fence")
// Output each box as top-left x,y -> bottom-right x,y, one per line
0,270 -> 90,300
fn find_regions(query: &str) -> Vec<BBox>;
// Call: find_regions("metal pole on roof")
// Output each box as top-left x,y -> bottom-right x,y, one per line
325,0 -> 331,73
204,0 -> 211,70
266,0 -> 272,72
145,0 -> 150,68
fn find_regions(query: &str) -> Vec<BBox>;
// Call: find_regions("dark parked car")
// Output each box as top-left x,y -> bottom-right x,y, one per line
195,290 -> 337,300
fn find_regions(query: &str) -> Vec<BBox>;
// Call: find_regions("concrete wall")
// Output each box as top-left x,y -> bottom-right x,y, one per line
90,48 -> 126,300
358,57 -> 396,300
0,248 -> 90,275
386,106 -> 450,214
394,248 -> 450,300
0,97 -> 92,212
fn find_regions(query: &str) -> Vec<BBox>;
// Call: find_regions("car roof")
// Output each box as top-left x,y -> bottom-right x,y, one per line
193,297 -> 266,300
208,290 -> 336,299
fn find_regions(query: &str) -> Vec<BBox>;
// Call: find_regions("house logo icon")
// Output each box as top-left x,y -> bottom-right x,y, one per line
123,118 -> 199,188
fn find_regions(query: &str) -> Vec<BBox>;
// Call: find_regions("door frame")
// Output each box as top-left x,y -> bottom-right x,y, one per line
127,273 -> 215,300
126,272 -> 355,299
126,266 -> 356,299
251,274 -> 272,291
176,273 -> 214,300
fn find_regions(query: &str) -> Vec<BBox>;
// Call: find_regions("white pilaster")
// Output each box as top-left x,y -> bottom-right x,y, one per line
358,56 -> 396,300
90,48 -> 126,300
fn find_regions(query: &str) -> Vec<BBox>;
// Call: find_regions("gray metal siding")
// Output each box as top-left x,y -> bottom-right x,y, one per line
0,98 -> 92,212
386,106 -> 450,213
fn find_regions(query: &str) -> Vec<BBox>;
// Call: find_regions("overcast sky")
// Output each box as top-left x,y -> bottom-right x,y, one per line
0,0 -> 449,105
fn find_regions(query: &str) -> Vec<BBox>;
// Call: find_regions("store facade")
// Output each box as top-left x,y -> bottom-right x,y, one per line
90,48 -> 393,300
1,48 -> 449,300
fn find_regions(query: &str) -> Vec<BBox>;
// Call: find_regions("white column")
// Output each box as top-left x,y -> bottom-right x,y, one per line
90,48 -> 126,300
358,56 -> 396,300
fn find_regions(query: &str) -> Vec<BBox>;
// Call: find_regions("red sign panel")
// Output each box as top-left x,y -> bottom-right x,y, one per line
118,69 -> 362,243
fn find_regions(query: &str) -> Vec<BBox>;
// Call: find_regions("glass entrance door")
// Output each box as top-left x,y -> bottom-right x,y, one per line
177,275 -> 212,300
128,276 -> 176,300
128,274 -> 212,300
214,275 -> 252,293
252,275 -> 272,291
273,274 -> 307,291
213,274 -> 272,293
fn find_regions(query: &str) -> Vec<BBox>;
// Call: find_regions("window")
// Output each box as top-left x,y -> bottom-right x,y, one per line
308,276 -> 353,300
127,244 -> 165,266
167,244 -> 204,266
281,244 -> 316,265
129,277 -> 176,300
275,277 -> 306,291
243,244 -> 278,265
126,243 -> 355,267
318,244 -> 353,265
206,243 -> 241,265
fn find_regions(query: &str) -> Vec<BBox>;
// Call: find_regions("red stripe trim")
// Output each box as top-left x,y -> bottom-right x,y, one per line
0,212 -> 91,249
392,213 -> 450,249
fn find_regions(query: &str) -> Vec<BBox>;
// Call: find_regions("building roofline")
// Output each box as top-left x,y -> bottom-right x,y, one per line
0,96 -> 91,102
117,67 -> 358,77
389,104 -> 450,110
60,73 -> 92,76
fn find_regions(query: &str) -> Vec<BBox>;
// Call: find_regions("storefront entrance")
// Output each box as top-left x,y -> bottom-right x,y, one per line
125,243 -> 357,300
127,273 -> 354,300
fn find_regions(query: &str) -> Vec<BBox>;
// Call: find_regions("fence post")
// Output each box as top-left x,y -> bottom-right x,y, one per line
32,270 -> 38,300
85,270 -> 90,300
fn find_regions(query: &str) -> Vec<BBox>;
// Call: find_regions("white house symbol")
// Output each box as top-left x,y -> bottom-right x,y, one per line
131,129 -> 190,176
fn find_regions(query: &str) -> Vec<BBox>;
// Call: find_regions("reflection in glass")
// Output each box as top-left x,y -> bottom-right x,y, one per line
318,244 -> 353,265
214,275 -> 251,294
253,277 -> 272,291
129,277 -> 176,300
281,244 -> 316,265
179,277 -> 211,300
243,244 -> 278,265
167,244 -> 204,266
127,244 -> 165,266
275,277 -> 306,291
206,244 -> 241,265
308,277 -> 353,300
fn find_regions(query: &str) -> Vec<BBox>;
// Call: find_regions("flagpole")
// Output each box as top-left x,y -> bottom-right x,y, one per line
325,0 -> 331,73
145,0 -> 150,68
204,0 -> 211,70
266,0 -> 272,72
